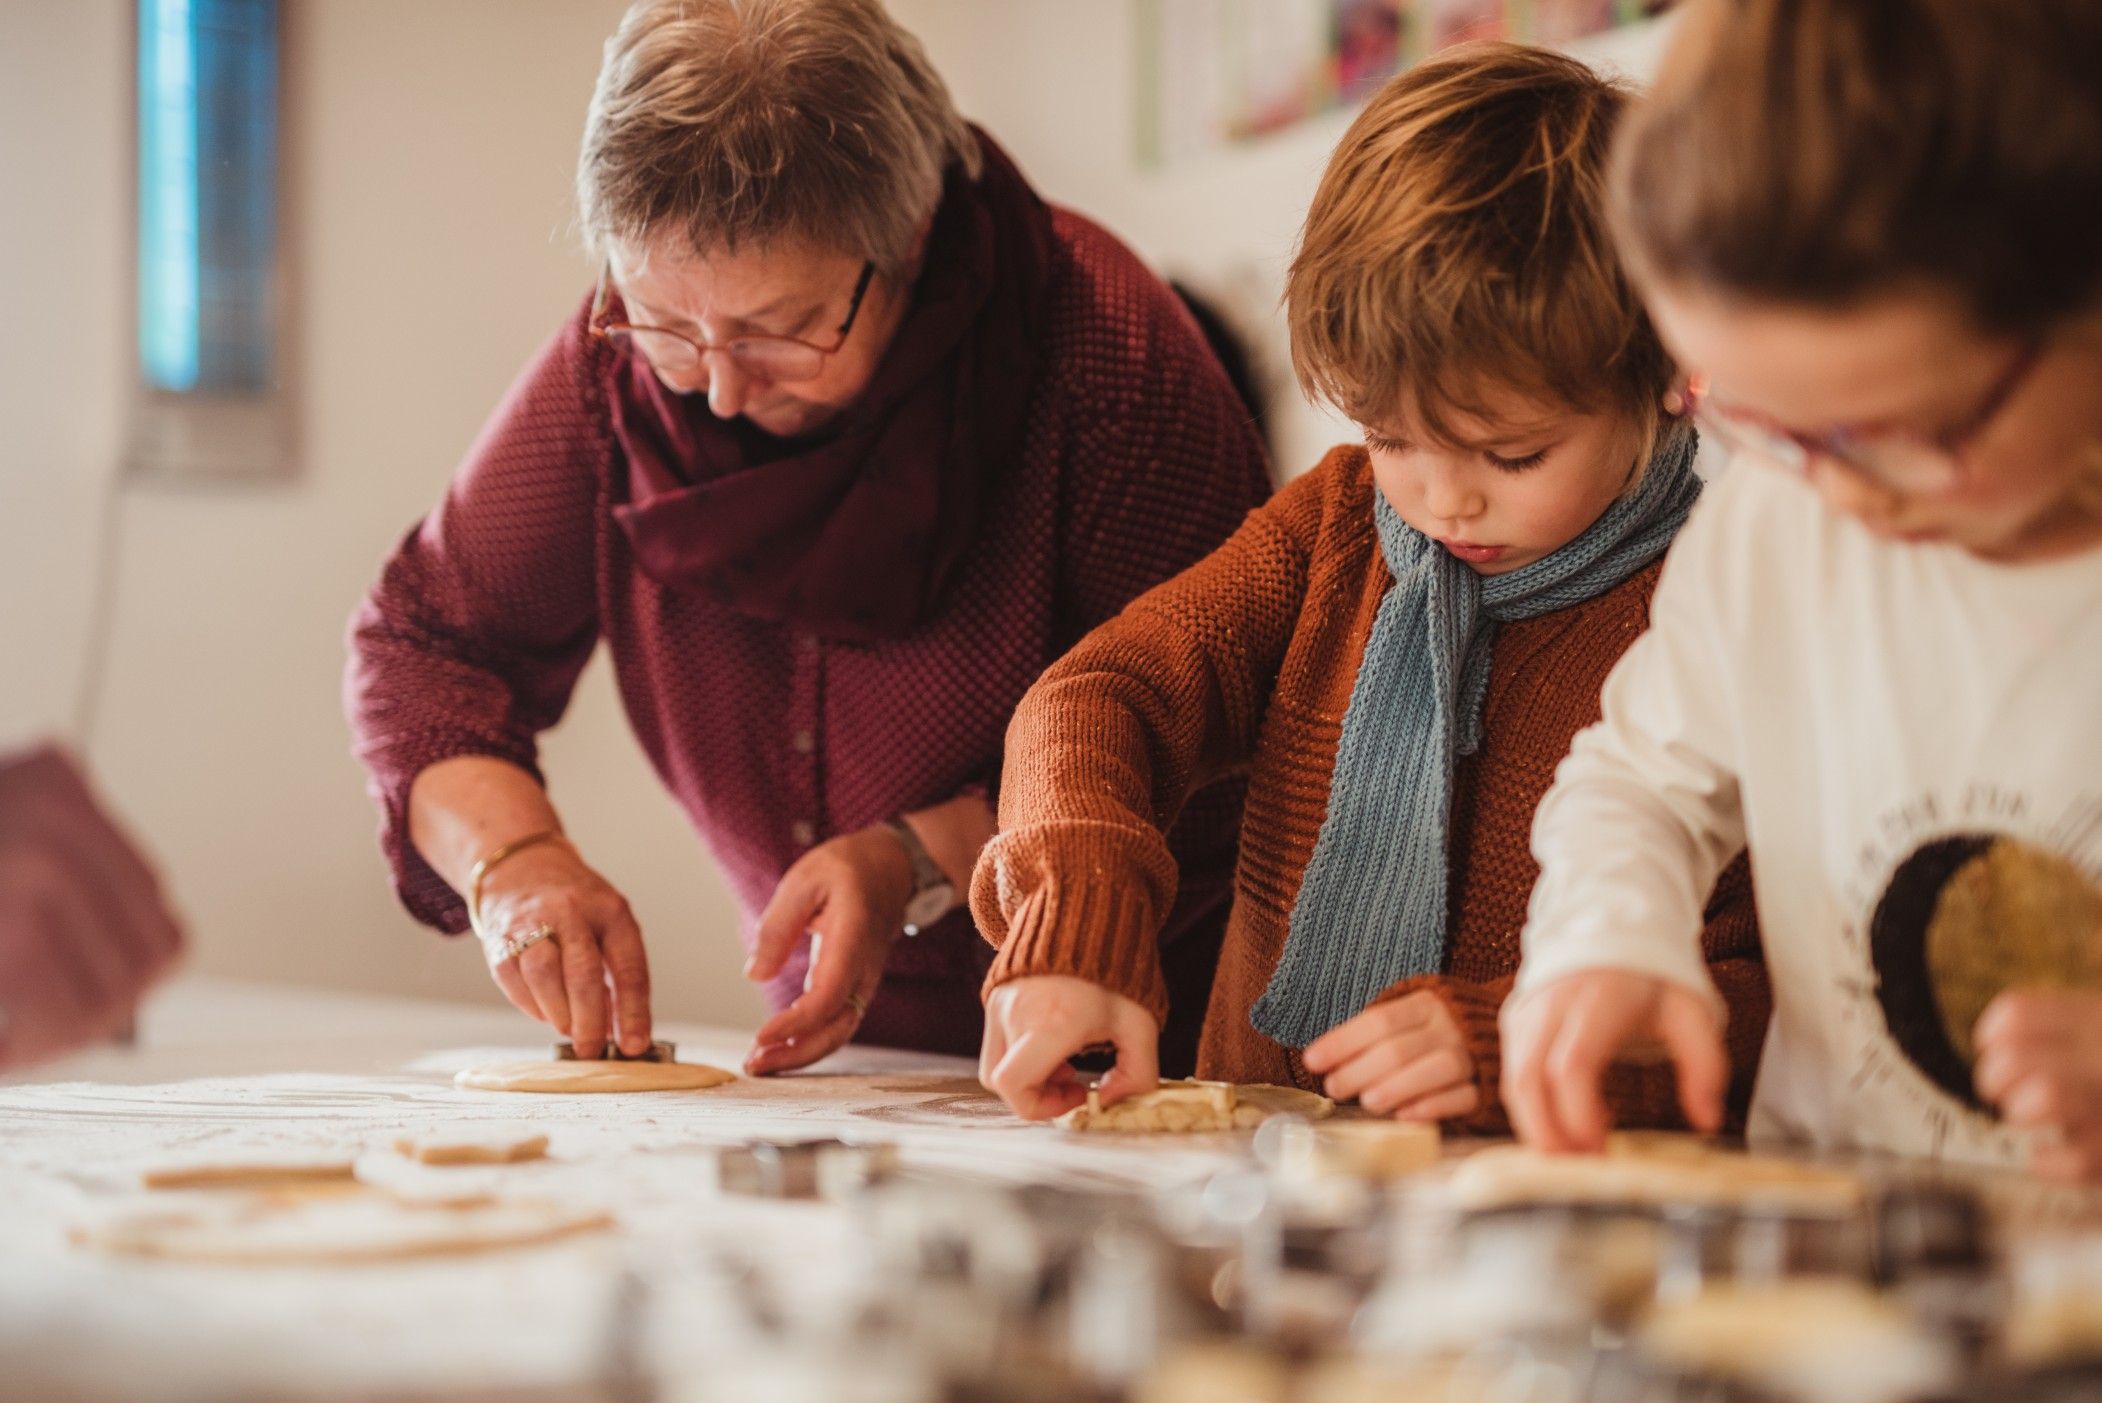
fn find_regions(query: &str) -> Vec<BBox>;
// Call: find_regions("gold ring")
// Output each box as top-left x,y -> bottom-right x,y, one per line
504,923 -> 558,963
845,991 -> 869,1018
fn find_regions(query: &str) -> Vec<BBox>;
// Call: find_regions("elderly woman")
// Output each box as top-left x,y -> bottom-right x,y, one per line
346,0 -> 1269,1075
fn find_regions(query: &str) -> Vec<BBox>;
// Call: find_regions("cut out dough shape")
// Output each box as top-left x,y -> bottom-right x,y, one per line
1056,1078 -> 1334,1133
453,1059 -> 736,1093
142,1151 -> 357,1191
75,1191 -> 611,1264
391,1131 -> 549,1165
1443,1136 -> 1864,1214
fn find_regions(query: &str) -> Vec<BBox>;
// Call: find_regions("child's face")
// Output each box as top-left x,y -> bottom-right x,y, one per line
1646,280 -> 2102,561
1364,385 -> 1646,576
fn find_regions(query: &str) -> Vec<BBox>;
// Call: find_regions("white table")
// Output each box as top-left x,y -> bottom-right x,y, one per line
0,978 -> 1247,1402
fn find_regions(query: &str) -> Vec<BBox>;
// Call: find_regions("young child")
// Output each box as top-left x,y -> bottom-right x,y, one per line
1503,0 -> 2102,1180
972,44 -> 1768,1129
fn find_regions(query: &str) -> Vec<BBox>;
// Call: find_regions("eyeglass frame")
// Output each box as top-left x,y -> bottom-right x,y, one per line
1676,338 -> 2042,495
587,258 -> 879,381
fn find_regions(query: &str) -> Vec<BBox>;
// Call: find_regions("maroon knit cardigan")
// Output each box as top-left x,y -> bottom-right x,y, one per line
345,206 -> 1273,1065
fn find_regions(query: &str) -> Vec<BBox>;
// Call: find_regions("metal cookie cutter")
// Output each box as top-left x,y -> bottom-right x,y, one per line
554,1039 -> 678,1062
714,1138 -> 899,1201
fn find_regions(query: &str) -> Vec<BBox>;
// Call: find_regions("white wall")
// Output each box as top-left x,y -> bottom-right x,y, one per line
0,1 -> 1670,1033
891,1 -> 1676,473
1,0 -> 763,1029
0,1 -> 131,738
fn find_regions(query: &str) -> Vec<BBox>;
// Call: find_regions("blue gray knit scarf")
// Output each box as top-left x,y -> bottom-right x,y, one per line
1248,426 -> 1703,1048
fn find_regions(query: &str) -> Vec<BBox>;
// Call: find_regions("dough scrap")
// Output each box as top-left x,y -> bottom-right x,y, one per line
1055,1079 -> 1334,1133
141,1151 -> 357,1191
391,1130 -> 549,1165
74,1191 -> 611,1264
1443,1136 -> 1863,1214
453,1059 -> 736,1093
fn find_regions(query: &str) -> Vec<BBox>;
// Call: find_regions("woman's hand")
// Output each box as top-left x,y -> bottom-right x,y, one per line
0,745 -> 185,1070
980,975 -> 1160,1120
742,825 -> 917,1075
1500,968 -> 1727,1152
473,837 -> 653,1059
1302,990 -> 1478,1120
1974,985 -> 2102,1183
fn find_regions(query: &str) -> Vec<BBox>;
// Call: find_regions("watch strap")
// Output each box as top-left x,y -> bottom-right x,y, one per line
885,818 -> 957,935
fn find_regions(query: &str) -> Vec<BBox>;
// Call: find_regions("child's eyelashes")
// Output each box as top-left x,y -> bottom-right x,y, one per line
1363,432 -> 1554,472
1486,447 -> 1552,472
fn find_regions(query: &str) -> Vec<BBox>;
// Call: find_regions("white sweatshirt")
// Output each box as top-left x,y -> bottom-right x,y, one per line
1517,463 -> 2102,1165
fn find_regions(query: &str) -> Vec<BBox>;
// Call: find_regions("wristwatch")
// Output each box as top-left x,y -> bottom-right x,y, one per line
884,818 -> 958,937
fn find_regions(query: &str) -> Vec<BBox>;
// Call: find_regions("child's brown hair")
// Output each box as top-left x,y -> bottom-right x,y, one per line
1612,0 -> 2102,336
1288,42 -> 1669,445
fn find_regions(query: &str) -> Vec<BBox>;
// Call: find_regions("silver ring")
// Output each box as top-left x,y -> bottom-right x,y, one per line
503,923 -> 558,963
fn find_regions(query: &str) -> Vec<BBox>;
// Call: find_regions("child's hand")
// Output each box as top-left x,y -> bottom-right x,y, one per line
1500,969 -> 1727,1153
1302,991 -> 1479,1119
1974,986 -> 2102,1183
981,975 -> 1159,1121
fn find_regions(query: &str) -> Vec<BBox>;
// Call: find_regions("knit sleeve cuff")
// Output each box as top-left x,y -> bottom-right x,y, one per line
1375,973 -> 1513,1134
980,879 -> 1170,1027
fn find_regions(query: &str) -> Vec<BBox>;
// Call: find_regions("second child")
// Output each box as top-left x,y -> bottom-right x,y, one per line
972,45 -> 1768,1129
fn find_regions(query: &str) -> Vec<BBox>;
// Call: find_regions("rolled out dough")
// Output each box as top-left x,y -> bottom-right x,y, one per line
142,1151 -> 357,1191
1056,1079 -> 1334,1133
74,1191 -> 611,1264
453,1059 -> 736,1094
391,1131 -> 549,1165
1443,1137 -> 1864,1214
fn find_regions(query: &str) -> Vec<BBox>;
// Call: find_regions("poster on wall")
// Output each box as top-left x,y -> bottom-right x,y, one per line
1137,0 -> 1673,166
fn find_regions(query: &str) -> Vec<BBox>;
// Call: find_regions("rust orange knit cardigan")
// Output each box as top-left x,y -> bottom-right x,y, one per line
973,446 -> 1769,1132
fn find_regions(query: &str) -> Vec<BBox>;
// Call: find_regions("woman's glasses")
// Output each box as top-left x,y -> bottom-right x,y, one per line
588,260 -> 878,383
1677,340 -> 2040,495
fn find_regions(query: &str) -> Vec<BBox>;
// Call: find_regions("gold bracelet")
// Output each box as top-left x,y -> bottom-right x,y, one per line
467,829 -> 565,934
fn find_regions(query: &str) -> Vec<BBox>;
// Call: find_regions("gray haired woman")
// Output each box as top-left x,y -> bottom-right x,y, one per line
348,0 -> 1270,1076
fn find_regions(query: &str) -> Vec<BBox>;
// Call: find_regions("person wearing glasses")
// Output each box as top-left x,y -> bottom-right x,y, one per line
1501,0 -> 2102,1180
345,0 -> 1269,1075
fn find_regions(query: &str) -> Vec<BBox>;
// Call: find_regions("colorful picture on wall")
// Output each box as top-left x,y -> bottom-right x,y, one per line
1333,0 -> 1407,103
1138,0 -> 1672,165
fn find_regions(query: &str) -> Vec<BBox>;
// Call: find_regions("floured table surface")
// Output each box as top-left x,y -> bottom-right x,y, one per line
14,980 -> 2102,1403
0,979 -> 1268,1402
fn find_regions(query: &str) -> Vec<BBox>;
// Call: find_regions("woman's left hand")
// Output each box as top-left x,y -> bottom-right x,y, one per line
1974,983 -> 2102,1182
742,825 -> 916,1075
1302,989 -> 1480,1120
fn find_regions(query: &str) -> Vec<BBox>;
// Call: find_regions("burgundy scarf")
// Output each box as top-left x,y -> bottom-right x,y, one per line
604,132 -> 1056,644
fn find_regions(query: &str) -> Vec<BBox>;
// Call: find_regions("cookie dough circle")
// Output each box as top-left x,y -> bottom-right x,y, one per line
453,1059 -> 736,1093
1927,839 -> 2102,1063
75,1193 -> 610,1264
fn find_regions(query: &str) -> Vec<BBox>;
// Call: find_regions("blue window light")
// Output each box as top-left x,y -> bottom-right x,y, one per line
137,0 -> 278,397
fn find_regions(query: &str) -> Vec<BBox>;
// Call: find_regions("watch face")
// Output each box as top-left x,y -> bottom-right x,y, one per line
904,884 -> 957,931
